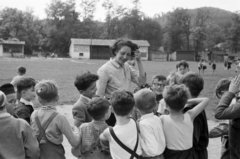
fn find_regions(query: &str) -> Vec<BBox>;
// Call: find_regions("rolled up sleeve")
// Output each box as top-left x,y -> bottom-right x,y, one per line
96,69 -> 109,97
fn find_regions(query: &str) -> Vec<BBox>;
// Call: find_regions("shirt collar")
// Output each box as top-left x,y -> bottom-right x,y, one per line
81,95 -> 91,102
20,98 -> 33,106
140,112 -> 154,120
0,112 -> 11,118
41,105 -> 57,111
110,58 -> 122,68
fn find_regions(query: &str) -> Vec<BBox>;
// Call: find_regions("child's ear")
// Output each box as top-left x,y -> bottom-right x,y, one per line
79,90 -> 84,95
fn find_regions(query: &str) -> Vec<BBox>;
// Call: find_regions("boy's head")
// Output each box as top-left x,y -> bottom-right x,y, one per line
0,83 -> 16,106
134,88 -> 157,113
87,97 -> 111,121
17,66 -> 26,76
74,72 -> 98,99
0,91 -> 7,111
151,75 -> 167,95
215,78 -> 231,99
17,77 -> 36,101
178,72 -> 204,98
176,60 -> 189,75
35,80 -> 58,104
111,90 -> 135,116
163,84 -> 190,111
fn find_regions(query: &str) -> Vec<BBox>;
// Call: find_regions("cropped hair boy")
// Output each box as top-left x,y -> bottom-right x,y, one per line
72,97 -> 111,159
176,60 -> 189,76
100,90 -> 142,159
0,91 -> 40,159
72,72 -> 99,127
180,72 -> 209,159
15,77 -> 36,124
135,89 -> 165,158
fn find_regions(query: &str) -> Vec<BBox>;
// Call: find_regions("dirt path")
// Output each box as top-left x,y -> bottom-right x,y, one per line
58,105 -> 221,159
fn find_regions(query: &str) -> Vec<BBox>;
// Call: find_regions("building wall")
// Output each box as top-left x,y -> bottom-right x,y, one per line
0,45 -> 3,57
177,52 -> 195,61
139,46 -> 148,60
70,44 -> 90,59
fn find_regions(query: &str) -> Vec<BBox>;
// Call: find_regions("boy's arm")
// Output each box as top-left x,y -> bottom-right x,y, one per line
71,126 -> 82,157
187,98 -> 210,120
216,75 -> 240,119
100,128 -> 111,145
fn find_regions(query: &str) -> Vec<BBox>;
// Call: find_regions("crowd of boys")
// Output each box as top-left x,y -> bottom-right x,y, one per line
0,60 -> 240,159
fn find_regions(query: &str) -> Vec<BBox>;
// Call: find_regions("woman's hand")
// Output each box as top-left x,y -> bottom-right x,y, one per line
229,75 -> 240,94
134,50 -> 141,61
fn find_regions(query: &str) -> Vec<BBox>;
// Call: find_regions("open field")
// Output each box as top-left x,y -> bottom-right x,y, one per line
0,57 -> 237,120
1,57 -> 236,158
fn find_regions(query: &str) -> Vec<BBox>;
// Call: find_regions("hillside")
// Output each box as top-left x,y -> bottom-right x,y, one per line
155,7 -> 234,28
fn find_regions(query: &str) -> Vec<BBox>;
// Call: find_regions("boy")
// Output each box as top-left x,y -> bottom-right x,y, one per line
180,72 -> 209,159
215,75 -> 240,159
100,90 -> 142,159
151,75 -> 167,103
72,72 -> 98,127
15,77 -> 36,124
0,91 -> 40,159
134,89 -> 165,158
212,61 -> 216,74
11,66 -> 26,89
176,60 -> 189,77
72,97 -> 112,159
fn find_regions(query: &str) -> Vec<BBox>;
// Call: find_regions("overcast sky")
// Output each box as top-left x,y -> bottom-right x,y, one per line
0,0 -> 239,21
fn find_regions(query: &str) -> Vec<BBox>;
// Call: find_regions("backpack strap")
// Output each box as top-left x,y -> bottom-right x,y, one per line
35,111 -> 58,142
109,119 -> 139,159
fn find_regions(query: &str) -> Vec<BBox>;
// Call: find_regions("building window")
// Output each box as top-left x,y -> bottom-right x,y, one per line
141,52 -> 147,57
79,53 -> 84,56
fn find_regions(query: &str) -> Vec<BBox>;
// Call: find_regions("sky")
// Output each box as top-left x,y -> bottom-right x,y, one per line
0,0 -> 239,21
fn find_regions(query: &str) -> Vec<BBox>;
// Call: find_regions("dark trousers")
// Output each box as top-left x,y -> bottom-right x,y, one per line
228,124 -> 240,159
193,149 -> 208,159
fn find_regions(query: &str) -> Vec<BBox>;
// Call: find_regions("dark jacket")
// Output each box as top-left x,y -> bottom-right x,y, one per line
15,102 -> 34,124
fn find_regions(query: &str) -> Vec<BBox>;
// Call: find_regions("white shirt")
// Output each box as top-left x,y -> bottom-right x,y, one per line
108,119 -> 142,159
157,99 -> 169,115
160,113 -> 193,150
139,113 -> 165,157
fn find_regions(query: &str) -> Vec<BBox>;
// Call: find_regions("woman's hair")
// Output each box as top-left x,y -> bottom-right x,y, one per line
215,78 -> 231,99
35,80 -> 58,102
110,39 -> 138,56
163,84 -> 190,111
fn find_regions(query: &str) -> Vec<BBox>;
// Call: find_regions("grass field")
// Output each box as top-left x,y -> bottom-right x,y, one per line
0,57 -> 236,120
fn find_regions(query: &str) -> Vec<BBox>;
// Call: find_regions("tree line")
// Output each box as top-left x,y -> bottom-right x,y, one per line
0,0 -> 239,57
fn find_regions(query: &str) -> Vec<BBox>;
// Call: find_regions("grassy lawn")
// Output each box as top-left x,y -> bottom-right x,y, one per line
0,57 -> 236,120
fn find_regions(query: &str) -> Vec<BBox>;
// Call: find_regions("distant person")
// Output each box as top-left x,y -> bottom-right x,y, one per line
160,84 -> 209,159
100,90 -> 142,159
212,61 -> 216,74
0,83 -> 17,117
72,97 -> 112,159
227,60 -> 232,71
202,60 -> 207,75
72,72 -> 98,127
176,60 -> 189,77
134,89 -> 166,158
0,91 -> 40,159
11,66 -> 26,89
31,80 -> 80,159
15,77 -> 36,124
198,60 -> 203,74
235,59 -> 240,73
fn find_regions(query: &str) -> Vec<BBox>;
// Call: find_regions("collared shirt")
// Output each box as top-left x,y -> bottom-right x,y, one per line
72,120 -> 110,158
97,58 -> 146,98
0,112 -> 10,118
81,95 -> 91,102
20,98 -> 33,106
139,113 -> 166,157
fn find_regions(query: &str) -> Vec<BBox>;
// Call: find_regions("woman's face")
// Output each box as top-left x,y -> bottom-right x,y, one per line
114,46 -> 132,66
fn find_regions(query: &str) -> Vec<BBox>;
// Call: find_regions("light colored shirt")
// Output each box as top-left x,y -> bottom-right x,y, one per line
97,58 -> 145,98
157,99 -> 169,115
20,98 -> 33,106
139,113 -> 165,157
0,113 -> 40,159
11,75 -> 24,90
31,106 -> 79,147
160,113 -> 193,150
108,119 -> 142,159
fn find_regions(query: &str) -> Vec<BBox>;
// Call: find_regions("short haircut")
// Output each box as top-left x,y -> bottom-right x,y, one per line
110,39 -> 138,57
0,83 -> 15,95
17,77 -> 36,93
178,72 -> 204,97
17,66 -> 26,75
151,75 -> 166,84
134,88 -> 156,112
74,72 -> 98,91
215,78 -> 231,99
111,90 -> 135,116
35,80 -> 58,102
0,91 -> 7,108
87,97 -> 110,120
163,84 -> 190,111
176,60 -> 189,69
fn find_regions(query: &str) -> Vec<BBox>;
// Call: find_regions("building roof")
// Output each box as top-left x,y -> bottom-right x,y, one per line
70,38 -> 150,47
0,38 -> 25,45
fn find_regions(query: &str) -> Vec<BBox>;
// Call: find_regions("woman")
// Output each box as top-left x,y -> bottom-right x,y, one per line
96,39 -> 146,125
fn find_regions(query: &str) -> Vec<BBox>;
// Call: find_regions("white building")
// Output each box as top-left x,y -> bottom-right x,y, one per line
69,38 -> 150,60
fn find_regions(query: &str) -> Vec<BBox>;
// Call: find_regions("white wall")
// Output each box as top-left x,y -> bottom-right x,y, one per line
70,44 -> 90,59
0,45 -> 3,57
139,46 -> 148,60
